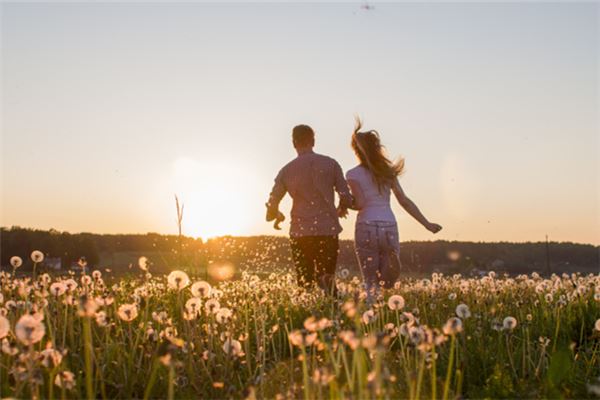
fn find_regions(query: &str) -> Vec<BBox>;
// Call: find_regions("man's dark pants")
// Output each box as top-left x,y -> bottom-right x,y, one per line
289,235 -> 339,295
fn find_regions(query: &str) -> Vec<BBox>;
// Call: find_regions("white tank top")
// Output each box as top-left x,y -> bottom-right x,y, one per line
346,165 -> 396,223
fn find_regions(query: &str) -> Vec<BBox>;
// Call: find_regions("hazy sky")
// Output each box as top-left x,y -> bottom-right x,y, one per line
1,2 -> 598,244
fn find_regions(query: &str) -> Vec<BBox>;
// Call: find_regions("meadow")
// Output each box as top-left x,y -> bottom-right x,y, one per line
1,252 -> 599,399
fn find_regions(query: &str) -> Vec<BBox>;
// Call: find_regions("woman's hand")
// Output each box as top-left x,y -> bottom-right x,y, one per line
426,222 -> 442,234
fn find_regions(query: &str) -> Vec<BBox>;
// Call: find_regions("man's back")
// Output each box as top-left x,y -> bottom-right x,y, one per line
268,150 -> 352,237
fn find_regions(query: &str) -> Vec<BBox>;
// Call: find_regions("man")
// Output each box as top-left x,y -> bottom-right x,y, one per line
266,124 -> 353,296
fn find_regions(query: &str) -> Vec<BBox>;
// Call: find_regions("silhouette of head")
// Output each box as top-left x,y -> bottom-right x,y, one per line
292,125 -> 315,149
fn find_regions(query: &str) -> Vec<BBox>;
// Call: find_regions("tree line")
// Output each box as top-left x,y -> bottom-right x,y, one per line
1,226 -> 598,275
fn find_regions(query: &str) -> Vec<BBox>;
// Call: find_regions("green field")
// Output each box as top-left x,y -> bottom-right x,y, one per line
1,263 -> 599,399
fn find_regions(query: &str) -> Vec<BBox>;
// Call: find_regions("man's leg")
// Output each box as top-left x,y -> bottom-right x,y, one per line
290,237 -> 317,288
314,235 -> 339,296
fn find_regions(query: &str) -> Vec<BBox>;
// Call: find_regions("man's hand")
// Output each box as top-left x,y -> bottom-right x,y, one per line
266,203 -> 285,230
426,222 -> 443,234
273,211 -> 285,230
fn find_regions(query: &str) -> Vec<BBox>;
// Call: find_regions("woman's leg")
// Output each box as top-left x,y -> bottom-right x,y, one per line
379,223 -> 402,289
354,223 -> 380,303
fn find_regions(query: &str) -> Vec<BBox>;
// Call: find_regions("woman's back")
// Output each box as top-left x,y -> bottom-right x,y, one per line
346,165 -> 395,223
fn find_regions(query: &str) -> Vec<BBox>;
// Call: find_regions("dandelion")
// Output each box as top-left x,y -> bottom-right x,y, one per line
503,316 -> 518,331
215,307 -> 233,324
222,338 -> 243,356
288,330 -> 317,347
443,317 -> 463,335
205,298 -> 221,314
95,311 -> 108,327
594,293 -> 600,302
167,270 -> 190,290
54,371 -> 75,390
362,309 -> 377,324
10,256 -> 23,269
138,256 -> 149,271
185,298 -> 202,316
15,314 -> 46,345
455,303 -> 471,319
0,315 -> 9,339
117,303 -> 139,322
339,268 -> 350,279
191,281 -> 212,298
50,282 -> 67,297
40,345 -> 64,368
31,250 -> 44,263
387,295 -> 405,310
92,270 -> 102,280
448,292 -> 457,300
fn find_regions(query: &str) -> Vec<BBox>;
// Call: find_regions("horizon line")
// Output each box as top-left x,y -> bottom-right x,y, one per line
1,225 -> 598,247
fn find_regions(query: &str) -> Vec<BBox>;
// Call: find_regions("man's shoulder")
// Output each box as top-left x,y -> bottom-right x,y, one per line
312,152 -> 340,166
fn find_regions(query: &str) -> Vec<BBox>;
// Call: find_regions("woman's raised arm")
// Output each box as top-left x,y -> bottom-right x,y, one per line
392,178 -> 442,234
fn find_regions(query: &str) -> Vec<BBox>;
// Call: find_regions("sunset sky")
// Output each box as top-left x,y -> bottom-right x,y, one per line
1,2 -> 598,244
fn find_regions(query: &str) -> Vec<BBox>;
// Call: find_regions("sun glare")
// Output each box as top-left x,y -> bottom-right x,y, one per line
172,157 -> 258,240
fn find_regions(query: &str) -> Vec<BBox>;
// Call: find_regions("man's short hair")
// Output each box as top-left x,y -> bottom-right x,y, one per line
292,125 -> 315,147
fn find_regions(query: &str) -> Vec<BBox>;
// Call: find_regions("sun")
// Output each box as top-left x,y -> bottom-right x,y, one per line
172,157 -> 257,240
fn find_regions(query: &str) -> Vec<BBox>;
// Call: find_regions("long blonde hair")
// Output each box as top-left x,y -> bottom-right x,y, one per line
351,117 -> 405,192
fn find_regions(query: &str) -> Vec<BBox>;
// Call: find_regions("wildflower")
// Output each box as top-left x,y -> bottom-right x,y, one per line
215,307 -> 233,324
94,295 -> 114,306
362,309 -> 377,324
503,316 -> 518,331
387,295 -> 405,310
191,281 -> 212,298
64,279 -> 78,292
167,270 -> 190,290
594,293 -> 600,302
448,292 -> 457,300
443,317 -> 463,335
15,314 -> 46,345
138,256 -> 149,271
0,315 -> 9,339
78,296 -> 99,317
2,338 -> 18,355
40,345 -> 64,368
338,330 -> 360,349
81,275 -> 92,286
185,298 -> 202,315
222,338 -> 243,356
205,298 -> 221,314
339,268 -> 350,279
526,314 -> 533,321
10,256 -> 23,269
95,311 -> 108,327
288,330 -> 317,347
31,250 -> 44,263
595,319 -> 600,332
54,371 -> 75,390
92,270 -> 102,280
117,303 -> 139,322
455,304 -> 471,319
312,367 -> 334,385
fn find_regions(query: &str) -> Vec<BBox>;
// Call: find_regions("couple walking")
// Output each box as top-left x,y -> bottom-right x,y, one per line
265,120 -> 442,302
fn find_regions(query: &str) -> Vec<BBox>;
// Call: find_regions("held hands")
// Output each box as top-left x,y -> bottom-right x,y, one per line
426,222 -> 443,234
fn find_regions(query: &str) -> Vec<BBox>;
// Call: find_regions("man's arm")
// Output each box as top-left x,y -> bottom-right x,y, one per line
333,161 -> 353,212
266,168 -> 287,223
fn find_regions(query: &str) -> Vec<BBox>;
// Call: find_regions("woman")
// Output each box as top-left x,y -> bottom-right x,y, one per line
345,118 -> 442,302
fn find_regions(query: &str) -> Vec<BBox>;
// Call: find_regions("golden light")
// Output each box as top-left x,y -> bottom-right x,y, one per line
208,261 -> 236,281
172,157 -> 258,240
